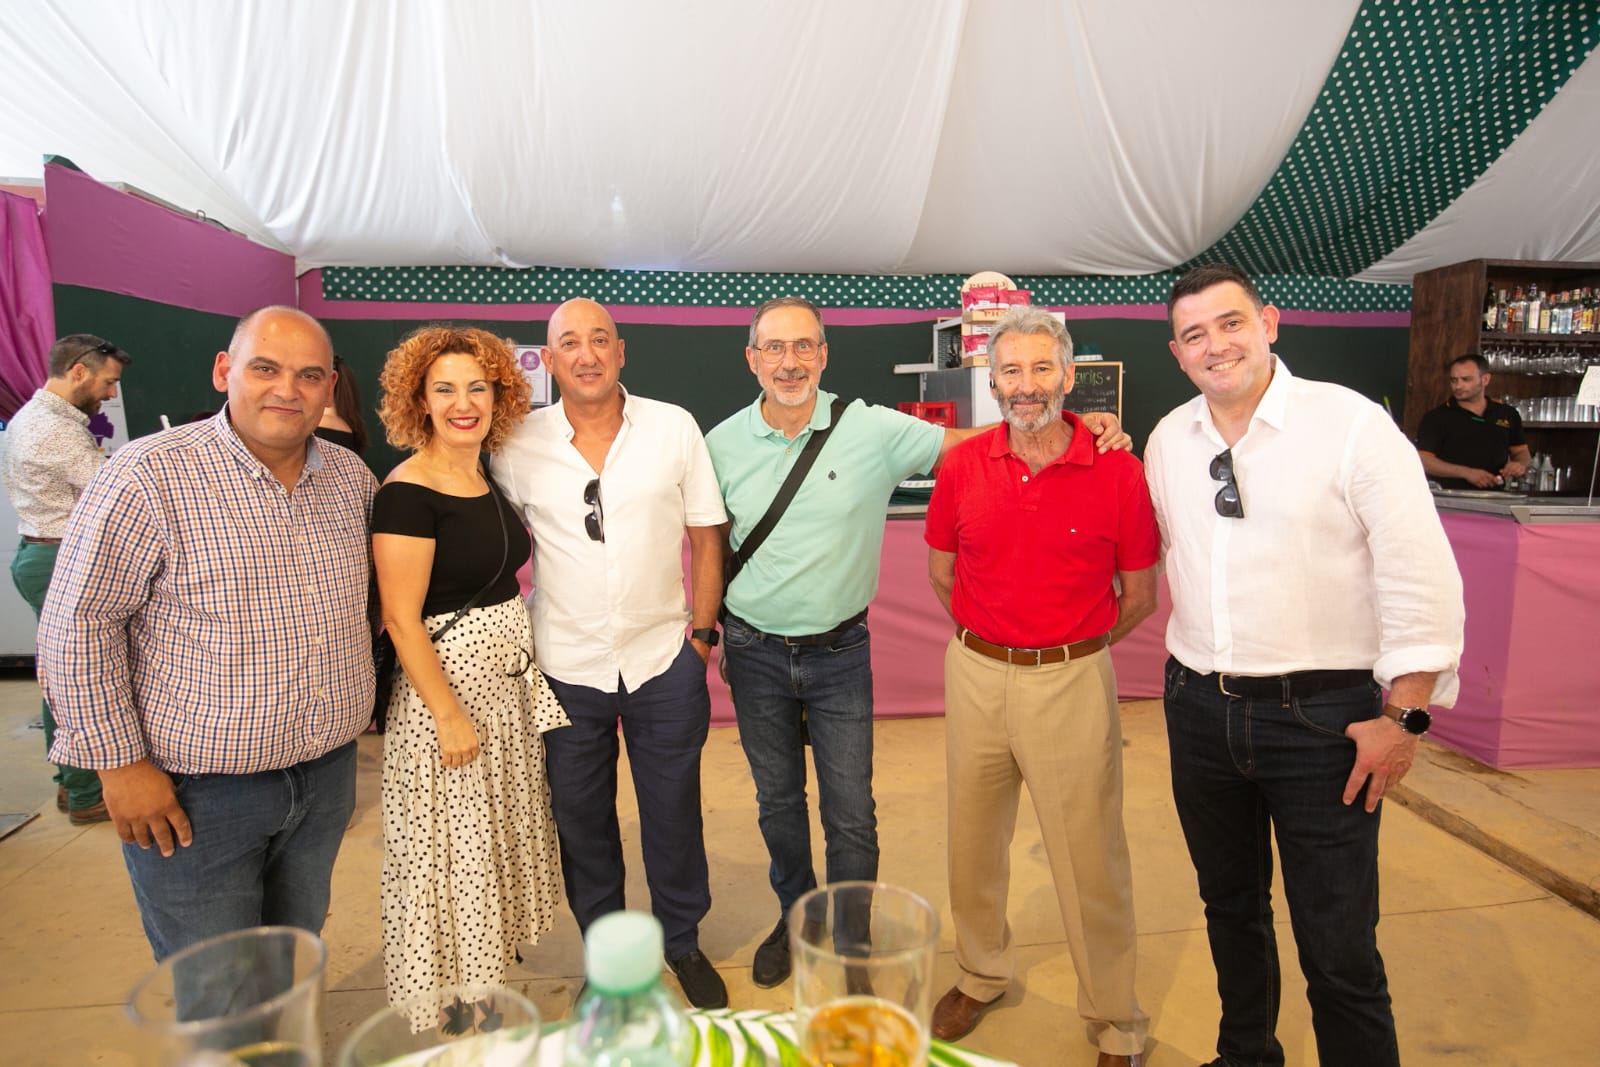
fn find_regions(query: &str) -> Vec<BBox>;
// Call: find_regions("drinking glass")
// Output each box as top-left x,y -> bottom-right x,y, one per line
126,926 -> 326,1067
791,882 -> 940,1067
337,984 -> 541,1067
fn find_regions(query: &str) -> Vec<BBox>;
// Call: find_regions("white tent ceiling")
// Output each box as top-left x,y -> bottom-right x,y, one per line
2,1 -> 1597,284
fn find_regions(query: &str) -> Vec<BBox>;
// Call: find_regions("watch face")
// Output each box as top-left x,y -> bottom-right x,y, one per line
1400,707 -> 1432,735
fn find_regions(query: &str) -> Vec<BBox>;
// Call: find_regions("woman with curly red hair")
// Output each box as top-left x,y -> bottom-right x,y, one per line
370,325 -> 568,1009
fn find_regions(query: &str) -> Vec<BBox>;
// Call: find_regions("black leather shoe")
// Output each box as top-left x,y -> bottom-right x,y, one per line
752,918 -> 791,988
667,949 -> 728,1009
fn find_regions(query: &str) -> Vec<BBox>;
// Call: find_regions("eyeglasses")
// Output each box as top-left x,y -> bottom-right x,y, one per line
68,341 -> 120,370
583,478 -> 605,543
1210,449 -> 1244,519
753,338 -> 822,364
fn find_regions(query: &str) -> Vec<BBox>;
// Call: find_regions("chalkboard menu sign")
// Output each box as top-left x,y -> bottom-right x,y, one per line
1065,360 -> 1123,421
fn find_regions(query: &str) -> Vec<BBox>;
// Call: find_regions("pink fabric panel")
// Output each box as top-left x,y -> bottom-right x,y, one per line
695,518 -> 1172,727
44,164 -> 294,316
0,190 -> 55,420
1430,512 -> 1516,765
1108,576 -> 1173,699
1496,522 -> 1600,768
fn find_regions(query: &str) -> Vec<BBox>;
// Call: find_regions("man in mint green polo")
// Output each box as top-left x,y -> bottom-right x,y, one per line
704,296 -> 1126,988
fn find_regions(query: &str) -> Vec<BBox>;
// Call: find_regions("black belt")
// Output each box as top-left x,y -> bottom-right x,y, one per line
21,535 -> 62,545
727,609 -> 868,647
1186,664 -> 1373,699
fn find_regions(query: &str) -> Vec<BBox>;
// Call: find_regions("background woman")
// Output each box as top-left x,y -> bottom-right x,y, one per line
371,326 -> 567,1008
317,354 -> 371,455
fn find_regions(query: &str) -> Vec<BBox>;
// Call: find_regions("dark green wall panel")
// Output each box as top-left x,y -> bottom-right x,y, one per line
49,287 -> 1411,478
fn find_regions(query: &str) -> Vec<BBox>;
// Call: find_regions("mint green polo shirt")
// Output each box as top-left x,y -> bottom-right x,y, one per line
705,389 -> 945,635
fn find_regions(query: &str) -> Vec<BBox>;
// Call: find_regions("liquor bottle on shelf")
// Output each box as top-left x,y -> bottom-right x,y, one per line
1508,286 -> 1527,333
1527,284 -> 1544,334
1483,283 -> 1498,331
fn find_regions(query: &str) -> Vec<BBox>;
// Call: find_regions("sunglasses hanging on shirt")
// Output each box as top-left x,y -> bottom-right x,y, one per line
1210,449 -> 1244,519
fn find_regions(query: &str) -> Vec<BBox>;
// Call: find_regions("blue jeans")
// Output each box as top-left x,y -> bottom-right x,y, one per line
123,741 -> 358,961
1163,658 -> 1399,1067
722,613 -> 877,916
542,641 -> 712,958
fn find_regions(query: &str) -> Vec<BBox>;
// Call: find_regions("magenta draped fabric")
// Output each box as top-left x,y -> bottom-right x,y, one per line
0,191 -> 54,422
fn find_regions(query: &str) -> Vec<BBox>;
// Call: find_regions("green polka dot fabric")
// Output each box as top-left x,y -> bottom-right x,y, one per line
1193,0 -> 1600,277
322,265 -> 1412,314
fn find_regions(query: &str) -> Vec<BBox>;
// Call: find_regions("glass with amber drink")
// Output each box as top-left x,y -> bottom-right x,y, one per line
791,882 -> 940,1067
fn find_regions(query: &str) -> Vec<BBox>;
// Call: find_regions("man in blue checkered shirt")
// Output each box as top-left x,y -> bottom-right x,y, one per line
38,306 -> 378,961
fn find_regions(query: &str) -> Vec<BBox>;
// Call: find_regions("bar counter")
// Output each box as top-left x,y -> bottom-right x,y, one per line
1427,491 -> 1600,768
699,499 -> 1600,771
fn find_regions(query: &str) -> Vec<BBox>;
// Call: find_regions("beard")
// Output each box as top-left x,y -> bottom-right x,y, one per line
1000,389 -> 1064,433
765,372 -> 816,409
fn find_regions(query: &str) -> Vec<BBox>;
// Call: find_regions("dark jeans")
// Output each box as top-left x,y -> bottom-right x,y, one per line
11,539 -> 102,809
542,641 -> 712,958
722,613 -> 877,916
124,740 -> 358,961
1163,657 -> 1399,1067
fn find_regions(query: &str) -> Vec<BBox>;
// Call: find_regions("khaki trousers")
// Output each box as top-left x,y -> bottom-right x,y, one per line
943,637 -> 1148,1055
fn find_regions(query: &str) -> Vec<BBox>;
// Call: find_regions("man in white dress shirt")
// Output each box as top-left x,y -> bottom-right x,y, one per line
1144,264 -> 1463,1067
494,298 -> 729,1009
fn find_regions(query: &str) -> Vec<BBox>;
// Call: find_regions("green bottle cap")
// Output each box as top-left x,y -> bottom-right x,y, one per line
584,911 -> 664,995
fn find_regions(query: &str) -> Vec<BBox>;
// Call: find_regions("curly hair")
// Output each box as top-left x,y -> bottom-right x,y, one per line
377,326 -> 533,453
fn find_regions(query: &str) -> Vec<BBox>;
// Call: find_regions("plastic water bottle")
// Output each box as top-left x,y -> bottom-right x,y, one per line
564,912 -> 694,1067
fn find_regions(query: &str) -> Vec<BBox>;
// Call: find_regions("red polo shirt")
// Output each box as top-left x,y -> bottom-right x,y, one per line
924,413 -> 1160,649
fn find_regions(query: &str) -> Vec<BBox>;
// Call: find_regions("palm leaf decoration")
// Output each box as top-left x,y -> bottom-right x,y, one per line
440,996 -> 476,1037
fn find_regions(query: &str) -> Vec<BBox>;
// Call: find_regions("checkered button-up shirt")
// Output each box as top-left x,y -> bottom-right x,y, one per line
39,410 -> 378,774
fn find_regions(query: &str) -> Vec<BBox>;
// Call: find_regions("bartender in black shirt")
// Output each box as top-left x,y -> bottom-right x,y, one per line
1415,353 -> 1530,489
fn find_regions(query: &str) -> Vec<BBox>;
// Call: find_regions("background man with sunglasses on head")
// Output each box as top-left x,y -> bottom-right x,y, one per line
705,297 -> 1131,990
494,297 -> 730,1010
1144,264 -> 1464,1067
2,333 -> 131,826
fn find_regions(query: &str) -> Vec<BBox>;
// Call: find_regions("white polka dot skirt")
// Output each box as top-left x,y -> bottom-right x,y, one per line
379,596 -> 570,1009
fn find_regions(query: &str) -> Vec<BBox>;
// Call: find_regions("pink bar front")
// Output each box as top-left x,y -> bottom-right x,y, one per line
44,164 -> 295,315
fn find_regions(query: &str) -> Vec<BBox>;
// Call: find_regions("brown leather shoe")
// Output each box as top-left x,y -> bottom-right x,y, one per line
68,800 -> 110,826
930,985 -> 1000,1042
56,786 -> 68,812
1096,1053 -> 1144,1067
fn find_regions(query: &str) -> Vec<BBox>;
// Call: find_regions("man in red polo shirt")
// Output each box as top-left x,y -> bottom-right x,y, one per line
925,306 -> 1160,1067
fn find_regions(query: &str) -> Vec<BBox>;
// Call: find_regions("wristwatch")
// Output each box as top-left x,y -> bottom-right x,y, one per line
1382,703 -> 1432,736
690,627 -> 720,648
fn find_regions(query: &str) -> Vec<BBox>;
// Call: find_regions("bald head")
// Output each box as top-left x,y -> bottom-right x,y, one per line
229,306 -> 332,358
545,298 -> 626,410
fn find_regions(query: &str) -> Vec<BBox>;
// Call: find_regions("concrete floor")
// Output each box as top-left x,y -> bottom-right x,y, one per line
2,667 -> 1598,1066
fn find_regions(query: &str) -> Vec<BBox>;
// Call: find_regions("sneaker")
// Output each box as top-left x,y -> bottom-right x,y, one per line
68,800 -> 111,826
752,918 -> 791,988
666,949 -> 728,1010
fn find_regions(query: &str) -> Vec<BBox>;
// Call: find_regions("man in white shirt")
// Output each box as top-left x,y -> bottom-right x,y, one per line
494,298 -> 729,1009
1144,265 -> 1463,1067
2,334 -> 130,824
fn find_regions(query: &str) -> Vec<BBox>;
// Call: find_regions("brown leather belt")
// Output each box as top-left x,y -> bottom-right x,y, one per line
21,536 -> 62,545
957,627 -> 1108,667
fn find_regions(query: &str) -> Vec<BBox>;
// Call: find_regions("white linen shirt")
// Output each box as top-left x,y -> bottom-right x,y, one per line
494,387 -> 727,693
1144,358 -> 1464,705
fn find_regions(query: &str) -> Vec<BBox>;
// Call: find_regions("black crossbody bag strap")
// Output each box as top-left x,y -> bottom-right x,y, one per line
729,396 -> 849,582
432,462 -> 512,643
